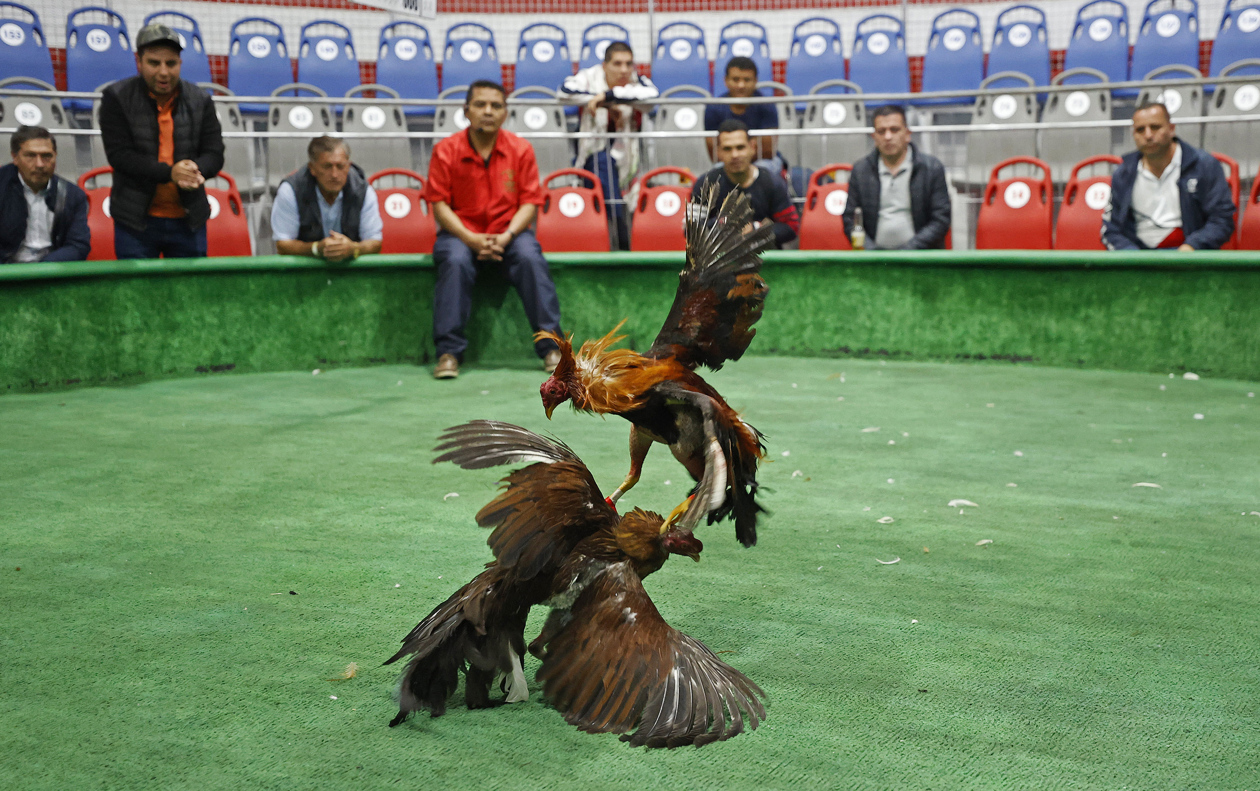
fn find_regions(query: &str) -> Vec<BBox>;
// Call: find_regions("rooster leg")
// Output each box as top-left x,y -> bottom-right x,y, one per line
608,426 -> 653,505
664,495 -> 695,529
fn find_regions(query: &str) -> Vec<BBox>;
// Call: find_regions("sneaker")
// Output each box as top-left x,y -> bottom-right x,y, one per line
433,354 -> 460,379
543,349 -> 561,374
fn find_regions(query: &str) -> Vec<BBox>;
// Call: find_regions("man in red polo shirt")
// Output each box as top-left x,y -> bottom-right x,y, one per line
423,79 -> 563,379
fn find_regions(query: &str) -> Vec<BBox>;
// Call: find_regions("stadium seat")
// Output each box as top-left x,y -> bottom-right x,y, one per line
1041,68 -> 1113,181
754,80 -> 800,169
987,5 -> 1052,91
1131,0 -> 1202,93
343,84 -> 412,177
1212,152 -> 1241,249
376,22 -> 438,116
368,169 -> 436,254
798,79 -> 868,173
204,173 -> 252,257
653,22 -> 710,94
298,21 -> 360,101
785,18 -> 846,101
716,21 -> 772,85
0,3 -> 56,89
0,77 -> 79,178
1210,0 -> 1260,77
919,9 -> 985,104
1136,64 -> 1205,147
975,156 -> 1054,249
1054,155 -> 1122,249
1204,59 -> 1260,177
198,83 -> 256,190
651,85 -> 711,175
515,23 -> 573,92
78,166 -> 114,261
443,22 -> 500,89
578,22 -> 630,70
798,163 -> 853,250
229,18 -> 293,113
1063,0 -> 1130,84
966,73 -> 1039,185
65,7 -> 134,109
1240,176 -> 1260,249
631,167 -> 695,251
434,85 -> 472,137
267,84 -> 335,184
143,11 -> 211,85
504,86 -> 572,178
849,14 -> 910,98
536,168 -> 611,252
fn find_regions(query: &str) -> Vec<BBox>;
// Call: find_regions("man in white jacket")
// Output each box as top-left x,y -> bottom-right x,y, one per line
559,41 -> 658,249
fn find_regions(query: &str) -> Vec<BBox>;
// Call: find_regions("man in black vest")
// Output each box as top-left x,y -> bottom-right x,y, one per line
99,23 -> 224,259
271,136 -> 383,261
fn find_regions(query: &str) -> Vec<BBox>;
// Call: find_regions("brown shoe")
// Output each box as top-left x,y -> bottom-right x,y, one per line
433,354 -> 460,379
543,349 -> 561,374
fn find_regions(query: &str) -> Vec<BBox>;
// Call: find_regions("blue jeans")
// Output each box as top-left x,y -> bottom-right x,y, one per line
114,217 -> 207,260
432,230 -> 562,361
580,152 -> 629,250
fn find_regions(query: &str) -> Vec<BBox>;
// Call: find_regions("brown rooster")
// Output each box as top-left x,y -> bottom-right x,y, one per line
538,186 -> 772,547
384,420 -> 766,747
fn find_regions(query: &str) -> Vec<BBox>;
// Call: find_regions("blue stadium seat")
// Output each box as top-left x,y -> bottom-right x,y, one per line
229,17 -> 292,112
515,22 -> 572,90
1131,0 -> 1202,81
1063,0 -> 1130,84
849,14 -> 910,97
578,22 -> 630,69
785,18 -> 845,98
376,22 -> 437,116
66,7 -> 134,108
1210,0 -> 1260,76
0,3 -> 56,89
298,20 -> 360,99
443,22 -> 499,89
715,21 -> 772,84
653,22 -> 710,93
919,9 -> 985,104
987,5 -> 1052,89
143,11 -> 211,85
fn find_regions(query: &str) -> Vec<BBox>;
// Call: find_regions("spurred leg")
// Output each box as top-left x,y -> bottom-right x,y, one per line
607,425 -> 653,505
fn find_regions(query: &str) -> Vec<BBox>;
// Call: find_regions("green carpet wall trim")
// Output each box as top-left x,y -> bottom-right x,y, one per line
3,254 -> 1258,393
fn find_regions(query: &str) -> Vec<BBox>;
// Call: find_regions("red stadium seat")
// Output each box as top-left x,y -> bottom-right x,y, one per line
368,169 -> 436,254
1241,177 -> 1260,251
1054,155 -> 1122,250
536,168 -> 610,253
77,167 -> 115,261
975,156 -> 1053,250
1211,152 -> 1241,250
630,166 -> 694,251
205,173 -> 252,257
799,164 -> 853,251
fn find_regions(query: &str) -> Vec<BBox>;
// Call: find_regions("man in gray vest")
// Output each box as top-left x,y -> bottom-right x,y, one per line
271,136 -> 383,261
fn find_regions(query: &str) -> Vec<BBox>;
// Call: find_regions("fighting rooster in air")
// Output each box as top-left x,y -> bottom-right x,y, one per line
384,421 -> 766,748
538,187 -> 773,547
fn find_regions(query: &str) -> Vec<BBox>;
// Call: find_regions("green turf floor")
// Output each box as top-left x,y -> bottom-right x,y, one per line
3,358 -> 1259,790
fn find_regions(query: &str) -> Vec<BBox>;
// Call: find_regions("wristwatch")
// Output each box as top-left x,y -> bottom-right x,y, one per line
312,241 -> 322,258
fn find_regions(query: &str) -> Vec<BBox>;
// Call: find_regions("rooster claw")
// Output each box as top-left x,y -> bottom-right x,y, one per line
604,496 -> 618,513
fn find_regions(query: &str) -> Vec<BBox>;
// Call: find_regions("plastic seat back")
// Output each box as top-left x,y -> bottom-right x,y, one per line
987,5 -> 1052,89
798,164 -> 853,250
0,78 -> 78,178
653,22 -> 710,93
1042,68 -> 1113,180
1054,155 -> 1121,249
65,7 -> 133,103
965,73 -> 1039,184
631,167 -> 694,251
798,79 -> 868,172
0,3 -> 55,89
976,156 -> 1054,249
715,21 -> 772,84
579,22 -> 630,70
343,84 -> 411,176
786,18 -> 845,100
1212,152 -> 1241,249
77,166 -> 115,261
434,85 -> 472,137
229,18 -> 292,111
536,168 -> 611,252
1136,64 -> 1205,146
1063,0 -> 1130,84
266,84 -> 335,184
1240,175 -> 1260,249
443,22 -> 499,89
516,23 -> 572,91
368,169 -> 435,254
143,11 -> 211,85
504,86 -> 572,178
651,85 -> 711,175
920,9 -> 985,103
204,172 -> 252,256
1132,0 -> 1201,82
377,22 -> 437,115
298,20 -> 360,100
1205,60 -> 1260,177
849,14 -> 910,97
1211,0 -> 1260,77
199,84 -> 256,189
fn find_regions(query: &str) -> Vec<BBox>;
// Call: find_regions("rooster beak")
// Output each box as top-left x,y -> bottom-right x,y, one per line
544,403 -> 556,420
686,550 -> 701,563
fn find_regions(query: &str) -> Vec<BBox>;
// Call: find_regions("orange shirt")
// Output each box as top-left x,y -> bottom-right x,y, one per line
422,128 -> 543,235
148,91 -> 186,219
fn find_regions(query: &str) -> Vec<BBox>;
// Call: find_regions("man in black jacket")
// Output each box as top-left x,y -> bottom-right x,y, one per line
1,126 -> 90,263
842,105 -> 951,249
99,23 -> 224,259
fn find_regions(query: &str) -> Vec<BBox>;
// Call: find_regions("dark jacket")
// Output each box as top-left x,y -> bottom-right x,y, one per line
1102,139 -> 1236,250
99,76 -> 224,234
0,163 -> 91,263
281,163 -> 369,243
842,144 -> 951,249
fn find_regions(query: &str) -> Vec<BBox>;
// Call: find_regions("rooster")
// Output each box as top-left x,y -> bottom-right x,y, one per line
538,186 -> 772,547
385,420 -> 766,747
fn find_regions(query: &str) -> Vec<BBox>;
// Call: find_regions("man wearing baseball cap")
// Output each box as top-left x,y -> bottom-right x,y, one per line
99,23 -> 224,259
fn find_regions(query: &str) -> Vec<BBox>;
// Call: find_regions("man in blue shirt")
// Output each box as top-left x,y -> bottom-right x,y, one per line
271,136 -> 383,261
704,56 -> 780,172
